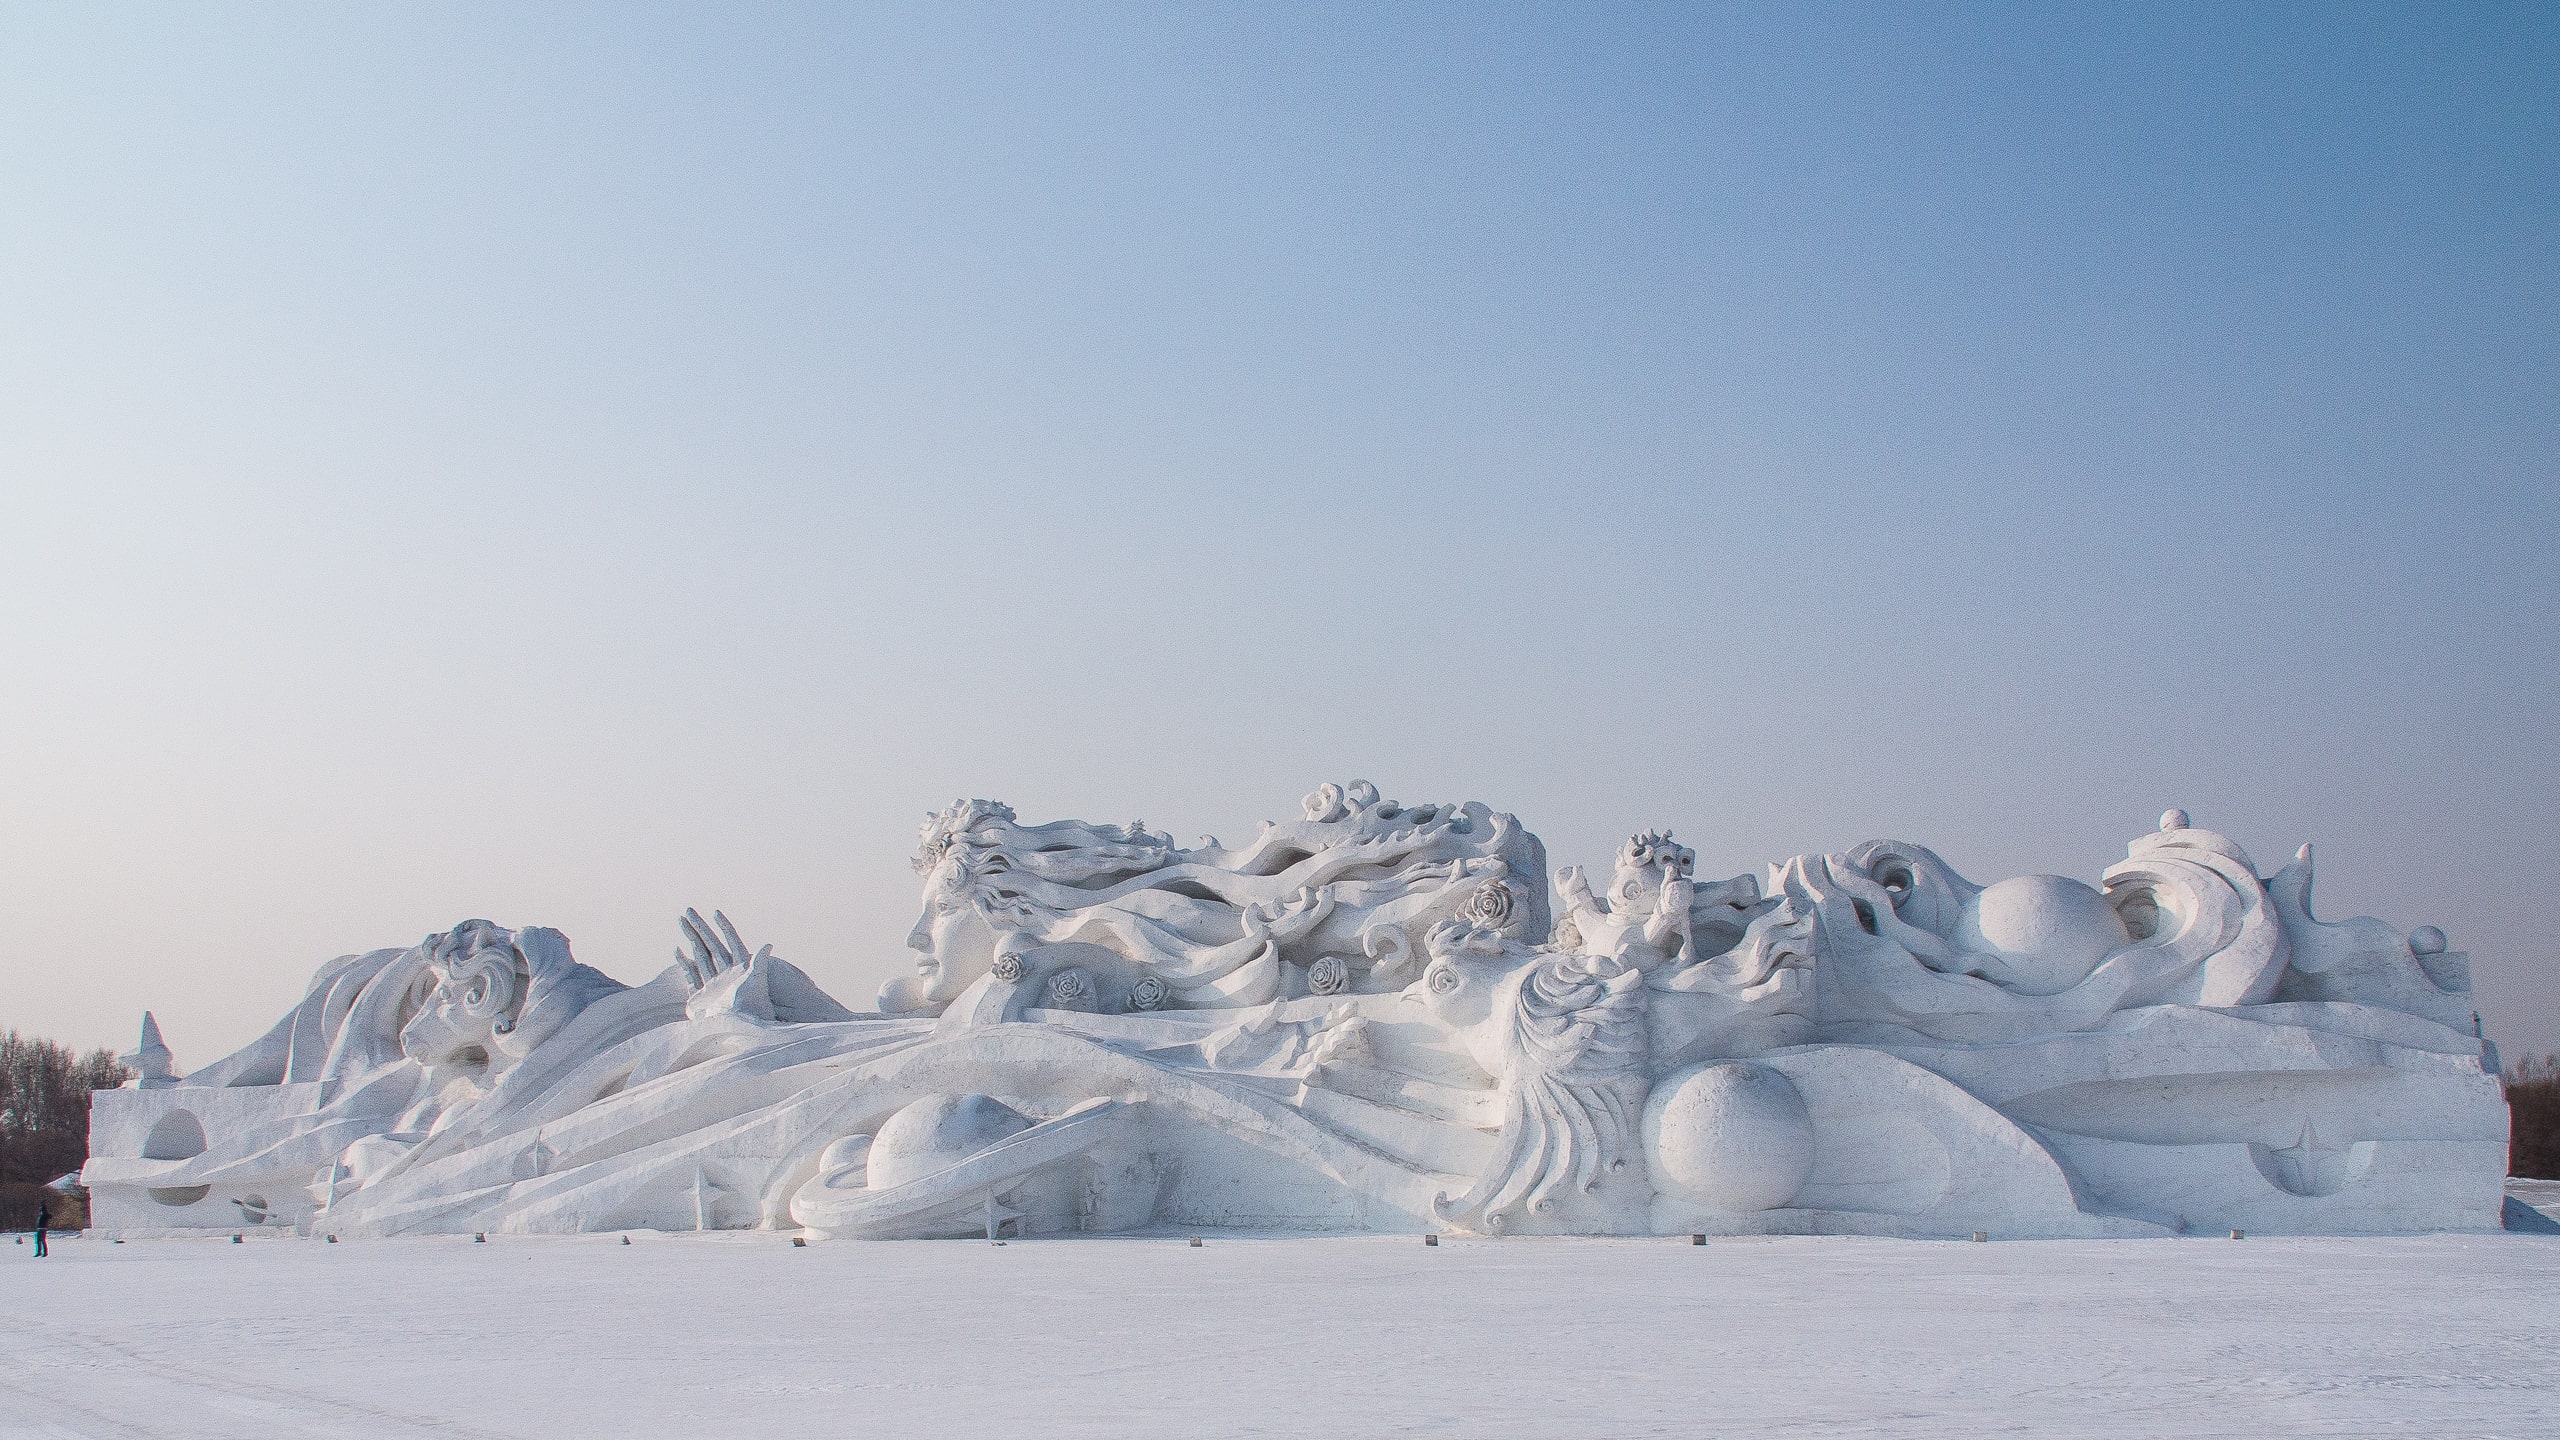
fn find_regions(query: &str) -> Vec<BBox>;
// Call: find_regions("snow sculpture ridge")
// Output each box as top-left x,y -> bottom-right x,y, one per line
84,784 -> 2512,1240
885,781 -> 1548,1017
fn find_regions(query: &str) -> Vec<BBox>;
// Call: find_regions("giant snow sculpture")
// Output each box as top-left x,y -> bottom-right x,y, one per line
84,785 -> 2509,1239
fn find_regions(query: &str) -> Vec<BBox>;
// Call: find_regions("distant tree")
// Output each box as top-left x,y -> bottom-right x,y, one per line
0,1031 -> 133,1229
2510,1055 -> 2560,1180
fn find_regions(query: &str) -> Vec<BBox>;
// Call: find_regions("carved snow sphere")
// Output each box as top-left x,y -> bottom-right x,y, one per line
1642,1062 -> 1814,1213
2160,808 -> 2190,831
816,1134 -> 870,1173
1953,875 -> 2131,995
2410,926 -> 2448,956
865,1094 -> 1031,1191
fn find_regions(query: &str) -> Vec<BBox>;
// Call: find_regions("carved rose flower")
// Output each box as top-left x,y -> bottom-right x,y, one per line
990,952 -> 1026,984
1461,879 -> 1515,929
1129,974 -> 1170,1011
1046,967 -> 1092,1006
1306,955 -> 1351,996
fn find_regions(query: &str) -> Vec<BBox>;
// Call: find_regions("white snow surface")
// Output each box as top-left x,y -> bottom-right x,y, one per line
8,1230 -> 2560,1439
2508,1177 -> 2560,1221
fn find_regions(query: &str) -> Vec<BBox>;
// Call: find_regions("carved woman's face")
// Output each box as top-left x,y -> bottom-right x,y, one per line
398,938 -> 525,1080
907,858 -> 1005,1005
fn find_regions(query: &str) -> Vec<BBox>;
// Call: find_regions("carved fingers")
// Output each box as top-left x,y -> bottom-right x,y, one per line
677,908 -> 729,987
675,908 -> 772,993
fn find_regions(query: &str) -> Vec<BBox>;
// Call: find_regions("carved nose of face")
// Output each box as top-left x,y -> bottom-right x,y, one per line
907,916 -> 933,953
396,1006 -> 435,1064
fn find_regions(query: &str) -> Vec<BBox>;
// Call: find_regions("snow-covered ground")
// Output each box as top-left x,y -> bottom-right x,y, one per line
8,1226 -> 2559,1439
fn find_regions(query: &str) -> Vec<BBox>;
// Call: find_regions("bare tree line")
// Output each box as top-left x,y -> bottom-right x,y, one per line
1,1031 -> 132,1230
2509,1055 -> 2560,1181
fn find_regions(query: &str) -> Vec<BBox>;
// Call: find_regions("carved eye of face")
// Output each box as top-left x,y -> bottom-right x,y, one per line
1427,963 -> 1462,995
464,974 -> 491,1008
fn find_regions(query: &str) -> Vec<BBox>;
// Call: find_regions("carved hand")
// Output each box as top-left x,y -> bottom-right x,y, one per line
1556,865 -> 1602,917
675,908 -> 768,988
1643,868 -> 1697,958
1655,865 -> 1695,917
674,909 -> 782,1019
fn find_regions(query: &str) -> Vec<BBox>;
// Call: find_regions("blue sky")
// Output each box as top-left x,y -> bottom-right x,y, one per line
3,2 -> 2555,1063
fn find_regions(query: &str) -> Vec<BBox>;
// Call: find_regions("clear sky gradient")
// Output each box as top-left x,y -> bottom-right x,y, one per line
4,3 -> 2555,1068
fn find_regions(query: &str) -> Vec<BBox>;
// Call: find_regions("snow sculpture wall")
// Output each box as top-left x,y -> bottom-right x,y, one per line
85,786 -> 2510,1240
